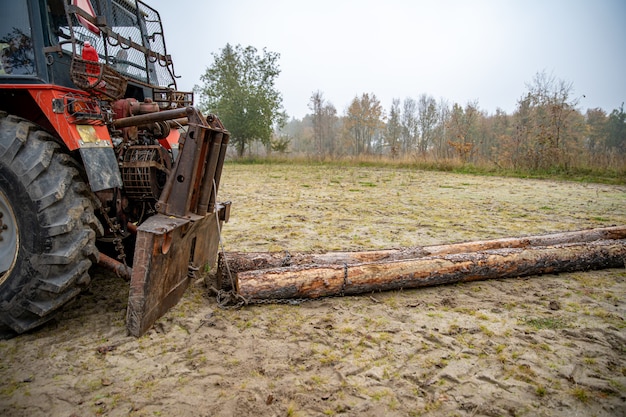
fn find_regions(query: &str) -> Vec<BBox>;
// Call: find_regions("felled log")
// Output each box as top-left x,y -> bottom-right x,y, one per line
235,239 -> 626,301
218,226 -> 626,288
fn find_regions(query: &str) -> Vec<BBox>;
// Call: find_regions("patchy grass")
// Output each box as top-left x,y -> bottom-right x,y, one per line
520,316 -> 569,330
1,162 -> 625,417
219,162 -> 626,253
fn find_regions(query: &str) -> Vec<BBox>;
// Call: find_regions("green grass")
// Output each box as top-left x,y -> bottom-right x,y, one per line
572,386 -> 590,403
224,156 -> 626,185
521,316 -> 568,330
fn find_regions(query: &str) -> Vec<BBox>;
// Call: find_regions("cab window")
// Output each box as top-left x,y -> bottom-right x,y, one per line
0,0 -> 35,76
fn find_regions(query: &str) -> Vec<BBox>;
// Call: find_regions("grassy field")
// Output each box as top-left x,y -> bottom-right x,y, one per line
218,161 -> 626,252
1,162 -> 625,417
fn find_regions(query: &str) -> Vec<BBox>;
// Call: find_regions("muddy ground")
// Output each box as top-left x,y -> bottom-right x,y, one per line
1,163 -> 625,417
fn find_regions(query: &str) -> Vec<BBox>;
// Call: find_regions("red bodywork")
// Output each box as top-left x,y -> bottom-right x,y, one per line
4,84 -> 112,149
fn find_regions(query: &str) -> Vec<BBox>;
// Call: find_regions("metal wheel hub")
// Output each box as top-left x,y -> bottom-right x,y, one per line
0,189 -> 19,283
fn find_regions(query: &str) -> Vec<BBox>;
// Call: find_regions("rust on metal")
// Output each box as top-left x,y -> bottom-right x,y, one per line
112,106 -> 194,129
97,252 -> 132,281
126,206 -> 227,337
160,110 -> 230,218
122,109 -> 230,336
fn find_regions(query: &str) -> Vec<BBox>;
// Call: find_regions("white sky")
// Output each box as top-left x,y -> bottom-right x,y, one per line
148,0 -> 626,119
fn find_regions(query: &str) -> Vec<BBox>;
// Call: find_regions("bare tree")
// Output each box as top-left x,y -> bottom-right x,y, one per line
433,98 -> 450,159
322,102 -> 338,156
309,91 -> 338,158
514,71 -> 581,169
309,91 -> 325,157
401,97 -> 418,155
417,94 -> 438,155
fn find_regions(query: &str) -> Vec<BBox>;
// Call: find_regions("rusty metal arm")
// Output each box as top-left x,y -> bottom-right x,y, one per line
207,129 -> 230,214
154,109 -> 230,218
112,106 -> 194,129
196,131 -> 223,215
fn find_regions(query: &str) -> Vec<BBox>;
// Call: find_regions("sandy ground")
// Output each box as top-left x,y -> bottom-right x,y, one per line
1,163 -> 625,417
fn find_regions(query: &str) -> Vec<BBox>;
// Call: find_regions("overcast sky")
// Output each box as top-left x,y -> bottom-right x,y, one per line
148,0 -> 625,119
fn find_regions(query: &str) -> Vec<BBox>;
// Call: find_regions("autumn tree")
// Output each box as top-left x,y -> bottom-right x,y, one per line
486,108 -> 513,167
196,44 -> 284,157
447,101 -> 480,162
284,71 -> 622,172
344,93 -> 383,155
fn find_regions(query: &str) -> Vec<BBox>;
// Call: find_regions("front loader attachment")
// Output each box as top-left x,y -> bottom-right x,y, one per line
127,207 -> 228,336
120,108 -> 230,337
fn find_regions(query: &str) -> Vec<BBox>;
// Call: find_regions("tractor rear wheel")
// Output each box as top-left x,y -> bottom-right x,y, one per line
0,113 -> 102,336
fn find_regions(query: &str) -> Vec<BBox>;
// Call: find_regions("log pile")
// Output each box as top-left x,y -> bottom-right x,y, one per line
216,226 -> 626,302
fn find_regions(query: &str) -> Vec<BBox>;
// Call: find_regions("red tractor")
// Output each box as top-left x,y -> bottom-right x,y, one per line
0,0 -> 230,337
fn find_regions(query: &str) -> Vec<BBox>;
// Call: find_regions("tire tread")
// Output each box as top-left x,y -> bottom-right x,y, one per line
0,114 -> 101,334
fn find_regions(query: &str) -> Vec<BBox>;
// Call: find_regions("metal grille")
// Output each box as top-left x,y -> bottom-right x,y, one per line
109,0 -> 175,88
121,146 -> 171,200
62,0 -> 177,90
105,0 -> 150,84
59,92 -> 104,123
70,57 -> 127,99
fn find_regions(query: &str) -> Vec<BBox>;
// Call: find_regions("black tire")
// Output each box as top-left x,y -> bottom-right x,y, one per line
0,113 -> 103,335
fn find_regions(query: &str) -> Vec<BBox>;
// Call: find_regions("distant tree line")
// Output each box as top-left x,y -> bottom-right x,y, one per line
196,45 -> 624,172
281,71 -> 625,172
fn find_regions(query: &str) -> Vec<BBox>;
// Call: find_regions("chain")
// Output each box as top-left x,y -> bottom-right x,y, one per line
280,250 -> 292,267
213,287 -> 249,309
216,288 -> 357,308
101,209 -> 128,267
188,264 -> 199,280
89,191 -> 129,276
212,284 -> 321,308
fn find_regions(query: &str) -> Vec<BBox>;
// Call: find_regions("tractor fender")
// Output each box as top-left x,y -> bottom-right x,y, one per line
26,85 -> 122,192
78,145 -> 122,192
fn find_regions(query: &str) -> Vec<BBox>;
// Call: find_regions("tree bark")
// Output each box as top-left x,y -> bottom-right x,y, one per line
235,239 -> 626,301
217,226 -> 626,287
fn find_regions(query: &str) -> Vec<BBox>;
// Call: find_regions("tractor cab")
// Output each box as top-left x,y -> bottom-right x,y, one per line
0,0 -> 191,110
